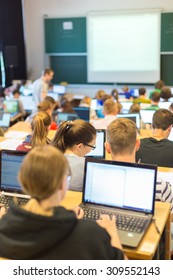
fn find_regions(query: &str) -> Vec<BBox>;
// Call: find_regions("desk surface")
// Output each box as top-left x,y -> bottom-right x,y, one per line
61,191 -> 171,260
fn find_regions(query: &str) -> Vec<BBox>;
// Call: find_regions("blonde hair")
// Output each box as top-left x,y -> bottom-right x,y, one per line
18,146 -> 69,200
37,100 -> 53,112
103,99 -> 118,115
107,118 -> 137,155
31,111 -> 51,147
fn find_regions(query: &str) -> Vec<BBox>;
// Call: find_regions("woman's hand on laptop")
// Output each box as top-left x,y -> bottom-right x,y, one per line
0,204 -> 6,219
73,206 -> 84,219
97,215 -> 126,256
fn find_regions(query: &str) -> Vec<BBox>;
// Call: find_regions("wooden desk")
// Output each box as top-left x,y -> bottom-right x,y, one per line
61,191 -> 171,260
7,121 -> 56,140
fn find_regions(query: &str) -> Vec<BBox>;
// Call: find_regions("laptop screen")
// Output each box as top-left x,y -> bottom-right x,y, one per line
116,113 -> 140,129
120,102 -> 133,113
0,150 -> 26,194
83,158 -> 157,214
73,107 -> 90,122
3,100 -> 19,113
140,109 -> 155,124
57,112 -> 78,124
0,112 -> 11,128
86,129 -> 105,158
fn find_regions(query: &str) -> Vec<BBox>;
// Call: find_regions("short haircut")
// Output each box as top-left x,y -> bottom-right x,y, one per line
139,87 -> 146,96
150,91 -> 160,102
129,103 -> 140,114
18,146 -> 69,200
103,99 -> 117,115
107,118 -> 137,155
160,86 -> 172,101
155,80 -> 165,89
51,119 -> 96,153
152,109 -> 173,130
42,68 -> 54,76
12,89 -> 20,96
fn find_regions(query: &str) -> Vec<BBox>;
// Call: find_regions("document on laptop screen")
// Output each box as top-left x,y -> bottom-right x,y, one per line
84,162 -> 155,213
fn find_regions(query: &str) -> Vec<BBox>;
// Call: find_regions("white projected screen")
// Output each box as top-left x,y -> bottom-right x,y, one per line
87,10 -> 161,83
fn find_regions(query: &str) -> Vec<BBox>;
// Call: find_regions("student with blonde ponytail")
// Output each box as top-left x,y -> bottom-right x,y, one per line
51,119 -> 96,191
16,111 -> 51,152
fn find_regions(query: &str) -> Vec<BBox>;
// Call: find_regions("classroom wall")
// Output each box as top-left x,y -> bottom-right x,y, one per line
23,0 -> 173,81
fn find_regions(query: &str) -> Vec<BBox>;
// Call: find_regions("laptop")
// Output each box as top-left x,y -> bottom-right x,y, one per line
3,100 -> 19,117
57,112 -> 78,124
158,101 -> 171,110
140,109 -> 155,124
116,113 -> 140,129
0,112 -> 11,132
80,158 -> 157,248
120,101 -> 133,113
86,129 -> 106,159
0,150 -> 30,207
73,107 -> 90,122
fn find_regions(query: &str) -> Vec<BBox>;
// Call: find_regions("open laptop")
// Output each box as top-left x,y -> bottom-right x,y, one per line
120,101 -> 133,113
140,109 -> 155,124
0,150 -> 30,207
116,113 -> 140,129
73,107 -> 90,122
86,129 -> 106,159
80,158 -> 157,248
0,112 -> 11,132
57,112 -> 78,124
3,100 -> 19,117
158,101 -> 171,110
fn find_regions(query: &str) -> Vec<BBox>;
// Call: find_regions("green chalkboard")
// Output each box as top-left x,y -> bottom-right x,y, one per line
44,17 -> 86,53
161,13 -> 173,52
50,56 -> 87,84
161,55 -> 173,85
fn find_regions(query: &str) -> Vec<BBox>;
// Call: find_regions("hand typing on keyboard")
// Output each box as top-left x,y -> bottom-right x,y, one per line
0,204 -> 6,219
97,214 -> 127,259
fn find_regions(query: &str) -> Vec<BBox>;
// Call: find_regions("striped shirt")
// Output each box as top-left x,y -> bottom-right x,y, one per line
156,177 -> 173,213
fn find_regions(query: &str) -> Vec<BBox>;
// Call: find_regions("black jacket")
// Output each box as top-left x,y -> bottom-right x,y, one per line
0,204 -> 124,260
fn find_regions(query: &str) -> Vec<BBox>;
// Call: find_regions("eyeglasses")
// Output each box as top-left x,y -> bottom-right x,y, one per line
83,143 -> 96,150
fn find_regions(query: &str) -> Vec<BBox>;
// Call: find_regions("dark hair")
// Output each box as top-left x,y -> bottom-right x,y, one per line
150,91 -> 160,103
51,119 -> 96,153
160,86 -> 172,101
12,89 -> 21,96
152,109 -> 173,130
111,89 -> 119,102
139,87 -> 146,96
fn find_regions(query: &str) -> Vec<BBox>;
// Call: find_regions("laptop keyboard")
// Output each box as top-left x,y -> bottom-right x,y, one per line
0,195 -> 29,208
83,207 -> 148,233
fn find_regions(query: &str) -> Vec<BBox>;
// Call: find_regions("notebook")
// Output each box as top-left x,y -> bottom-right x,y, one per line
140,109 -> 155,124
0,150 -> 30,207
80,158 -> 157,248
86,129 -> 106,159
0,112 -> 11,132
73,107 -> 90,122
3,100 -> 19,117
116,113 -> 140,129
57,112 -> 78,124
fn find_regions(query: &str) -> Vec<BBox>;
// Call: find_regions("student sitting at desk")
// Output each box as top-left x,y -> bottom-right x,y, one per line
133,87 -> 151,105
91,99 -> 118,129
0,146 -> 126,260
51,120 -> 96,192
16,111 -> 51,152
12,89 -> 26,118
136,109 -> 173,168
105,118 -> 173,220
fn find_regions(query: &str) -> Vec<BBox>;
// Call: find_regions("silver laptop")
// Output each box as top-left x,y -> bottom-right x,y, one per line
116,113 -> 140,129
140,109 -> 155,124
0,150 -> 30,207
86,129 -> 106,159
120,101 -> 133,113
0,112 -> 11,132
80,158 -> 157,248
